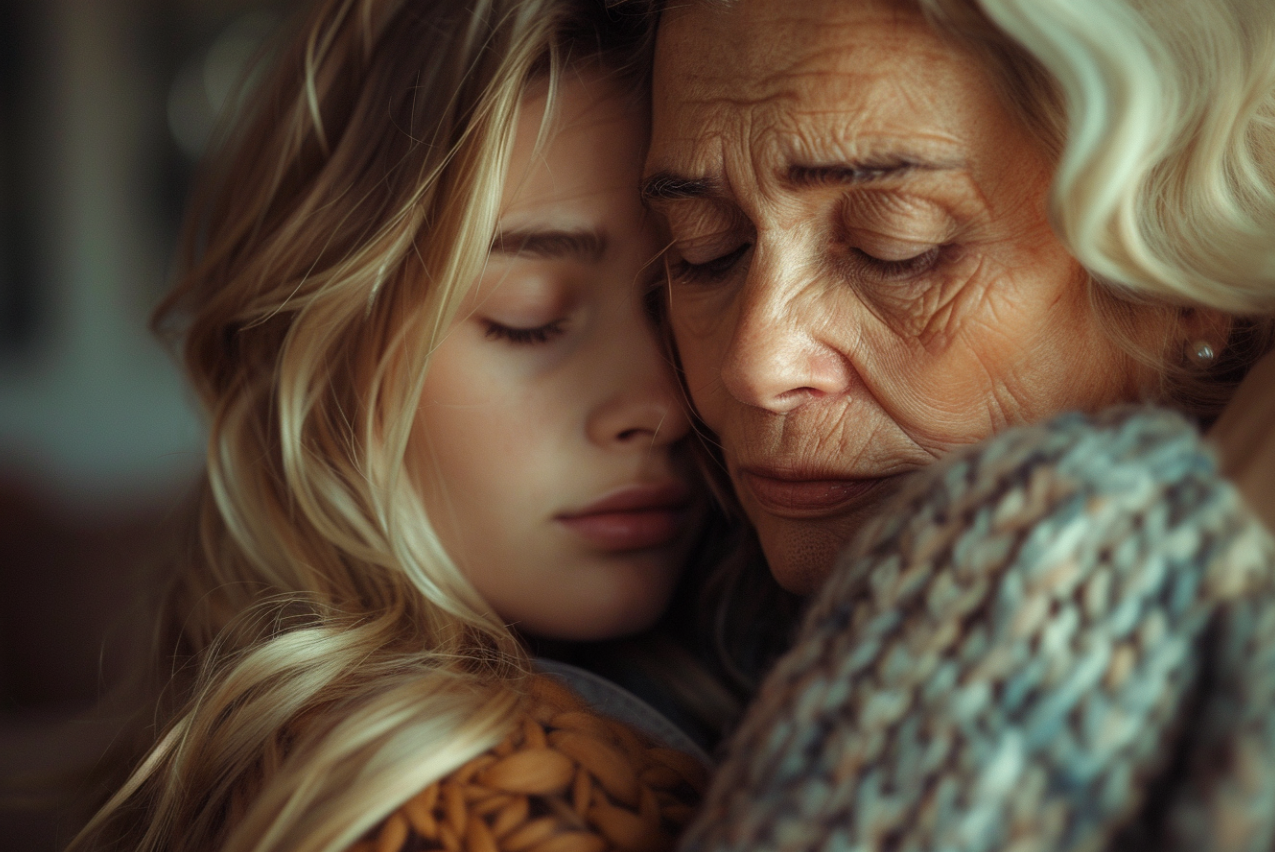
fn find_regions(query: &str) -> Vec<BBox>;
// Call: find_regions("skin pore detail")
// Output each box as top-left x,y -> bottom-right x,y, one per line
647,0 -> 1150,593
414,70 -> 702,640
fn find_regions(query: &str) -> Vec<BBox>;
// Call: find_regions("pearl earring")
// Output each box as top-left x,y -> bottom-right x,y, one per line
1187,340 -> 1216,367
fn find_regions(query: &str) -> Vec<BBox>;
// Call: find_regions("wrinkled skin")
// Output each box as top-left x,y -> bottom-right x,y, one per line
645,0 -> 1199,593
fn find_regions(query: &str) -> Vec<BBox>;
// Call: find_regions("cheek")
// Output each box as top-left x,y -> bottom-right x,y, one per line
414,339 -> 556,533
863,251 -> 1125,444
669,300 -> 729,427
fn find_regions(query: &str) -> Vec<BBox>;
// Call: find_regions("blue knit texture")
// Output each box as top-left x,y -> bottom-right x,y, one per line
681,408 -> 1275,852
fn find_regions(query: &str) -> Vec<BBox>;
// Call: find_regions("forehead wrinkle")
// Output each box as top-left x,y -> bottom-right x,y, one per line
671,19 -> 981,135
669,2 -> 941,96
652,8 -> 985,215
708,80 -> 966,165
665,82 -> 802,119
779,37 -> 903,82
678,0 -> 918,70
645,123 -> 735,194
776,63 -> 966,130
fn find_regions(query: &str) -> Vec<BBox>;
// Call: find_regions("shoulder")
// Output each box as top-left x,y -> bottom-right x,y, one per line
351,674 -> 707,852
687,407 -> 1275,851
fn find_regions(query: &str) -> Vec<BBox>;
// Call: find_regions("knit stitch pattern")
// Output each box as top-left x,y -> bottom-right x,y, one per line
680,408 -> 1275,852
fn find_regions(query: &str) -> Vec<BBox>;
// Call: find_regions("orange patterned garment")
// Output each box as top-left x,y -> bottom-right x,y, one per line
350,675 -> 707,852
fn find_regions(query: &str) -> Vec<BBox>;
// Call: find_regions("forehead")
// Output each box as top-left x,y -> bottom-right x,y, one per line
504,73 -> 646,218
649,0 -> 994,176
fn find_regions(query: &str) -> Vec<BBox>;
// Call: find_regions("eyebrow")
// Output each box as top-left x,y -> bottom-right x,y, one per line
641,155 -> 964,202
491,228 -> 607,262
640,173 -> 720,203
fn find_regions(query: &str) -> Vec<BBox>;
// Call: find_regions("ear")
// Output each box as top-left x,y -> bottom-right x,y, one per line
1179,306 -> 1233,357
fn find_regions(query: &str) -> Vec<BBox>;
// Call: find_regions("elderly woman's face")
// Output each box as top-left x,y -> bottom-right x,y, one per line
646,0 -> 1147,593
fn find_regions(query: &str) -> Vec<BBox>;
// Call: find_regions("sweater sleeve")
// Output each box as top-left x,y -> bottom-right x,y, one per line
350,674 -> 706,852
680,407 -> 1275,852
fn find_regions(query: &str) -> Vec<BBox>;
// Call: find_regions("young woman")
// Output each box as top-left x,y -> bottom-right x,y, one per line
69,1 -> 710,850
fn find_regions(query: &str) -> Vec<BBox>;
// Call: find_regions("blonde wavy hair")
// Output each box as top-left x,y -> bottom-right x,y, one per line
917,0 -> 1275,412
70,2 -> 652,850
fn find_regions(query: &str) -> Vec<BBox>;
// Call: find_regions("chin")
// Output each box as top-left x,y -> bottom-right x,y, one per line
754,517 -> 856,596
516,558 -> 680,642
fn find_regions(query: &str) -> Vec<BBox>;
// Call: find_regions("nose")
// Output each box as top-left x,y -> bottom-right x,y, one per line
719,252 -> 856,414
586,317 -> 691,451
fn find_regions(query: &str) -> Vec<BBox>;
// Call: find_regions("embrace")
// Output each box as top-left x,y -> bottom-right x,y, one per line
68,1 -> 1275,851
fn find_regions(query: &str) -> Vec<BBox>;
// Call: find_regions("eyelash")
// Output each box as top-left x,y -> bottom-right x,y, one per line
483,319 -> 566,345
669,243 -> 751,283
667,240 -> 946,285
847,245 -> 944,282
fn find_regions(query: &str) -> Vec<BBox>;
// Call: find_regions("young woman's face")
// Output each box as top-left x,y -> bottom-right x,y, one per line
414,72 -> 699,641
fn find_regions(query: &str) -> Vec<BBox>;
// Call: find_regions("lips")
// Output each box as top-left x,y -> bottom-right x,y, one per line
739,468 -> 896,516
556,482 -> 693,550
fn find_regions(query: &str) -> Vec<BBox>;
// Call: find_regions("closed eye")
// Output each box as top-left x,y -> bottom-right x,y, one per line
668,243 -> 751,284
482,319 -> 566,345
848,245 -> 943,281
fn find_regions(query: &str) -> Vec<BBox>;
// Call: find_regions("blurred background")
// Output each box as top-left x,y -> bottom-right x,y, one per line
0,0 -> 290,846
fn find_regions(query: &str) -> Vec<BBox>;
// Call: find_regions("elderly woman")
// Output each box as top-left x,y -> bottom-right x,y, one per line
645,0 -> 1275,592
643,0 -> 1275,848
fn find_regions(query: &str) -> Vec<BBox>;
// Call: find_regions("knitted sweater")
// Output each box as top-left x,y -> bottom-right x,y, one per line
681,407 -> 1275,852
